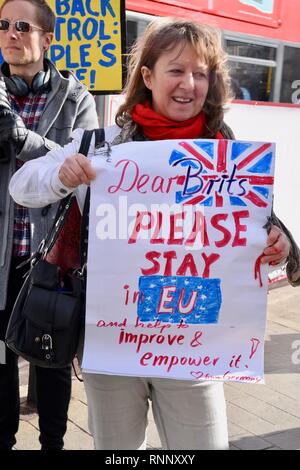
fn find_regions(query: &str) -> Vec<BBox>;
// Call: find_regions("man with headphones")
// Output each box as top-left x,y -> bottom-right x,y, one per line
0,0 -> 98,450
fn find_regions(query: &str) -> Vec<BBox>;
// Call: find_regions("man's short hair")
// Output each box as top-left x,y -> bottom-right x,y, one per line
0,0 -> 56,33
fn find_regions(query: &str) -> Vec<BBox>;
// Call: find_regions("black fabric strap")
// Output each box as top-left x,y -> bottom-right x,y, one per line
78,129 -> 94,156
80,128 -> 105,268
94,128 -> 105,148
80,187 -> 90,269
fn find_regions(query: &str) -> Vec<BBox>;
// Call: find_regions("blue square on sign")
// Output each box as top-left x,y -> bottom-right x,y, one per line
137,276 -> 222,324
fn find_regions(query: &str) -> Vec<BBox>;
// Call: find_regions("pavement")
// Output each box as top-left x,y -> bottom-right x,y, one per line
15,282 -> 300,450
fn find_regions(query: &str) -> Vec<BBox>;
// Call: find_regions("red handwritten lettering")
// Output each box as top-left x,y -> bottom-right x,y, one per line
141,250 -> 220,277
157,286 -> 176,314
141,251 -> 161,275
178,289 -> 198,314
185,210 -> 209,247
232,210 -> 249,247
108,159 -> 138,193
201,253 -> 220,278
128,211 -> 154,244
108,159 -> 182,195
119,330 -> 185,353
140,352 -> 220,373
163,251 -> 177,276
211,214 -> 231,248
97,318 -> 127,328
128,210 -> 248,249
136,174 -> 150,193
151,211 -> 164,244
135,317 -> 172,334
167,212 -> 185,245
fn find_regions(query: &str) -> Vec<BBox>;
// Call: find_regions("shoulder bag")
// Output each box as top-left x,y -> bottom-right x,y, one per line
5,128 -> 105,367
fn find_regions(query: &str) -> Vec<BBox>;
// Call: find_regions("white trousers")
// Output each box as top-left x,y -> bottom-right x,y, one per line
82,373 -> 229,450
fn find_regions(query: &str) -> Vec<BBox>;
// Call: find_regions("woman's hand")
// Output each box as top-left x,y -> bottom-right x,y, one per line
261,224 -> 290,266
58,154 -> 96,188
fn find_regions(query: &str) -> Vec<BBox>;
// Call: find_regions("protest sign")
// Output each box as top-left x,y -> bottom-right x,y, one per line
48,0 -> 124,92
82,138 -> 275,383
0,0 -> 125,92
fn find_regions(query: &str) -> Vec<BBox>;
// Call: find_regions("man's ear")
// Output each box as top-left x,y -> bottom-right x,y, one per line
43,32 -> 54,51
141,66 -> 152,90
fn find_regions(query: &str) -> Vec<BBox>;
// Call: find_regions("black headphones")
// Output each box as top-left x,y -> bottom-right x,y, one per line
1,61 -> 51,97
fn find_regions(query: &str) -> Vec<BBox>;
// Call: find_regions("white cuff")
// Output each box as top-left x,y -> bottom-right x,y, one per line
50,167 -> 74,197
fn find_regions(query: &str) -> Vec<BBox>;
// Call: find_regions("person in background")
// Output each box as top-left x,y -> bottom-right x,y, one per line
231,77 -> 251,100
9,17 -> 296,450
0,0 -> 98,450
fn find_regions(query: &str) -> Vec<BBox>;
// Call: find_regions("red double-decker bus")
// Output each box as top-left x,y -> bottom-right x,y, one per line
125,0 -> 300,104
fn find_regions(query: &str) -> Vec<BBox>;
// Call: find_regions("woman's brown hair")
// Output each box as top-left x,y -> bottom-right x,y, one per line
116,17 -> 233,137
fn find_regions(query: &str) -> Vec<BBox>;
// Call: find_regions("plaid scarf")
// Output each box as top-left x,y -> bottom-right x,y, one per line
10,92 -> 48,257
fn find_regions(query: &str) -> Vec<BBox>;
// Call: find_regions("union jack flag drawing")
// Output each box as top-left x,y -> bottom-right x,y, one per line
169,140 -> 274,208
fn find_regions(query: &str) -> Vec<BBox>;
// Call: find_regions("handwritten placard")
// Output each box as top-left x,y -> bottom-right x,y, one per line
82,139 -> 275,383
47,0 -> 124,92
0,0 -> 124,92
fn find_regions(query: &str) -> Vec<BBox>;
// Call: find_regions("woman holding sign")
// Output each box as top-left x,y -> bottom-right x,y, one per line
10,18 -> 296,450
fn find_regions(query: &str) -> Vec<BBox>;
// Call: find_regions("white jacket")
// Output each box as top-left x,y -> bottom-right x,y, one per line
9,125 -> 120,212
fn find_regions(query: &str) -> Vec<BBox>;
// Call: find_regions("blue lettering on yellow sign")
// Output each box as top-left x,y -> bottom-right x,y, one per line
51,0 -> 119,88
56,0 -> 116,17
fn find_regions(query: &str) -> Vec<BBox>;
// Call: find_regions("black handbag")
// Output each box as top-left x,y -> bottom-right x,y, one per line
5,129 -> 105,368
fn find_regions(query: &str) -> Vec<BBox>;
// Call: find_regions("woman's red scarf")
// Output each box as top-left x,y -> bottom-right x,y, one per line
131,101 -> 224,140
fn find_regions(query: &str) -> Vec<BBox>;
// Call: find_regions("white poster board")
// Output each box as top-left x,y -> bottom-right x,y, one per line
82,138 -> 275,383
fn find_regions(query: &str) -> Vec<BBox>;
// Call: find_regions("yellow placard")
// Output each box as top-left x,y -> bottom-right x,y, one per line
0,0 -> 125,92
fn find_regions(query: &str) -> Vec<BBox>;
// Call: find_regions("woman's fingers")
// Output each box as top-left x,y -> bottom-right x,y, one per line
261,225 -> 290,265
58,154 -> 96,188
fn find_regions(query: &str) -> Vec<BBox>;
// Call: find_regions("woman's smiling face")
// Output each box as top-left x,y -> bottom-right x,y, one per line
141,42 -> 209,121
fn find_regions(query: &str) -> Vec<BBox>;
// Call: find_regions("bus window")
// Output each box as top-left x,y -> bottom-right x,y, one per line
280,46 -> 300,104
225,38 -> 277,102
229,61 -> 275,101
226,40 -> 277,61
126,19 -> 138,51
126,15 -> 151,51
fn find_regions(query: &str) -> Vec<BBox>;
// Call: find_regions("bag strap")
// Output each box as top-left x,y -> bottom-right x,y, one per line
80,128 -> 106,270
